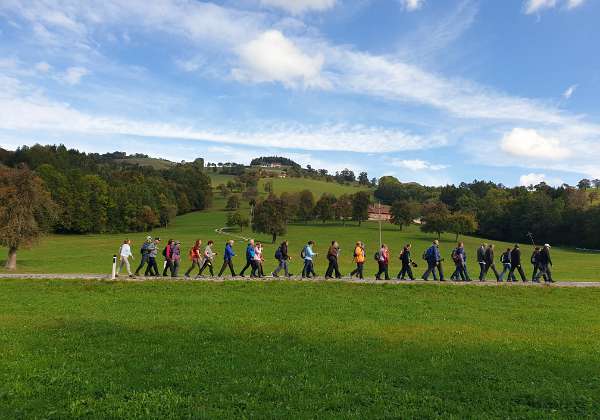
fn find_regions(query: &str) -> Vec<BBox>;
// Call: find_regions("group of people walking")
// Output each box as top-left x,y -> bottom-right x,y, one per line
116,236 -> 555,283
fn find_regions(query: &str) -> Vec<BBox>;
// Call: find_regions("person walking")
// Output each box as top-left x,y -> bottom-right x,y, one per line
117,239 -> 134,277
450,242 -> 468,281
239,239 -> 256,277
272,240 -> 291,277
350,241 -> 365,279
134,236 -> 153,276
253,241 -> 264,277
198,240 -> 217,277
422,240 -> 443,281
162,239 -> 174,276
301,241 -> 317,278
397,244 -> 415,280
482,244 -> 500,281
375,243 -> 390,280
170,241 -> 181,277
530,247 -> 543,282
477,243 -> 487,281
508,244 -> 527,282
325,241 -> 342,279
144,237 -> 161,276
498,247 -> 514,282
218,240 -> 236,277
185,239 -> 203,278
534,244 -> 554,283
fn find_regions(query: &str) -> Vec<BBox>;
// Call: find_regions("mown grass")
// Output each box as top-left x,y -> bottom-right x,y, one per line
2,209 -> 599,281
0,279 -> 599,418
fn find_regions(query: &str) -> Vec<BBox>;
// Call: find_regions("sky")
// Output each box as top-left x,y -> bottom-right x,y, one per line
0,0 -> 599,187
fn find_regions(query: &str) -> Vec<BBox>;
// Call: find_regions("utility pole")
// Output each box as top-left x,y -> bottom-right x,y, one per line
378,201 -> 382,247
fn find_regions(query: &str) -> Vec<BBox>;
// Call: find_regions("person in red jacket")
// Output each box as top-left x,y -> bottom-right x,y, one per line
375,243 -> 390,280
185,239 -> 203,278
162,239 -> 174,276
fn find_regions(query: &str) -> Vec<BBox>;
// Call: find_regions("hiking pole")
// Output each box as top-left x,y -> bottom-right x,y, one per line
526,232 -> 536,247
111,255 -> 117,280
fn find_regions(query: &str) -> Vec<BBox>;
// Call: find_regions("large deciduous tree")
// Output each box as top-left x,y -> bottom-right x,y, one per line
0,165 -> 57,270
447,212 -> 478,241
252,195 -> 288,243
351,191 -> 370,226
420,201 -> 450,238
390,200 -> 420,230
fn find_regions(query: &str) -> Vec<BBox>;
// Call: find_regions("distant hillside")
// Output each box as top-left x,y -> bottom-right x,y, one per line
250,156 -> 300,168
113,157 -> 176,170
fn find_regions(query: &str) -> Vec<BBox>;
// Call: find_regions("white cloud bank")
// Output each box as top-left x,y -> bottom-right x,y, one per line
60,66 -> 88,85
524,0 -> 587,14
260,0 -> 336,14
389,158 -> 448,171
500,128 -> 571,160
519,173 -> 564,187
401,0 -> 425,12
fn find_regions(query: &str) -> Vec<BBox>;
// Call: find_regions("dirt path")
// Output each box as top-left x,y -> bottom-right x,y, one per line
0,273 -> 599,287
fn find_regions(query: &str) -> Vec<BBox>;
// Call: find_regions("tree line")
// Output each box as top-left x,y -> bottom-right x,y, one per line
377,176 -> 600,248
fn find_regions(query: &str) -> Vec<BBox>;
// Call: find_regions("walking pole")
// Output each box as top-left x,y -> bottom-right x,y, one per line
526,232 -> 536,247
111,255 -> 117,280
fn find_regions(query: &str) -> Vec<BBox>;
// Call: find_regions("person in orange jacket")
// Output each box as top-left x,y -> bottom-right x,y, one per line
350,241 -> 366,279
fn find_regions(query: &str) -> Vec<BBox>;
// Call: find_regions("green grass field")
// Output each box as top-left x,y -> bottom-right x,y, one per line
2,208 -> 599,280
1,279 -> 599,418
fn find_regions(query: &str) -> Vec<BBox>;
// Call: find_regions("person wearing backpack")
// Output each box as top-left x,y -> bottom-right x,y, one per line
397,244 -> 415,280
199,240 -> 217,277
162,239 -> 174,276
325,241 -> 342,279
534,244 -> 554,283
134,236 -> 153,276
185,239 -> 203,278
508,244 -> 527,282
477,243 -> 487,281
481,244 -> 500,281
272,240 -> 291,278
301,241 -> 317,278
170,241 -> 181,277
218,240 -> 236,277
498,247 -> 515,282
253,241 -> 264,277
375,243 -> 390,280
530,246 -> 543,282
144,237 -> 161,276
239,239 -> 256,278
450,242 -> 468,281
422,240 -> 442,281
350,241 -> 365,279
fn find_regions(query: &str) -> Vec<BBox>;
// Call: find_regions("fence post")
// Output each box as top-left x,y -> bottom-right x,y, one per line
111,255 -> 117,280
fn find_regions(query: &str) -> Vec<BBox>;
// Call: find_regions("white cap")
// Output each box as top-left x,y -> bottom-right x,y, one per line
544,243 -> 551,248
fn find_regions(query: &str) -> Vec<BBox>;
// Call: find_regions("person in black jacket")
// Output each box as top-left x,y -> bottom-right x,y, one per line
530,247 -> 545,282
508,244 -> 527,282
481,244 -> 500,281
534,244 -> 554,283
325,241 -> 342,279
397,243 -> 415,280
272,240 -> 291,277
477,243 -> 487,281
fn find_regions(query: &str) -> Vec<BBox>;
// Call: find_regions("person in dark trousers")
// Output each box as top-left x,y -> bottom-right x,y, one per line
450,242 -> 468,281
422,240 -> 443,281
162,239 -> 174,276
482,244 -> 500,281
397,244 -> 415,280
239,239 -> 256,277
508,244 -> 527,282
350,241 -> 366,279
144,237 -> 161,276
185,239 -> 202,278
375,244 -> 390,280
301,241 -> 317,278
134,236 -> 153,276
218,240 -> 236,277
499,247 -> 515,282
477,243 -> 487,281
171,241 -> 181,277
530,247 -> 544,282
272,240 -> 291,277
534,244 -> 554,283
198,240 -> 216,277
325,241 -> 342,279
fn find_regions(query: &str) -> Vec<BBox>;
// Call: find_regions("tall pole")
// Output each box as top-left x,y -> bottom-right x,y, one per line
378,201 -> 382,247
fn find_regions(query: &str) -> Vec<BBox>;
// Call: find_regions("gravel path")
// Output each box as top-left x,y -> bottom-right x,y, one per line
0,273 -> 599,287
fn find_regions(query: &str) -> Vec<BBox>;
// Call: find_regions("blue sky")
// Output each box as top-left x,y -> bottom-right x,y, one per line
0,0 -> 599,186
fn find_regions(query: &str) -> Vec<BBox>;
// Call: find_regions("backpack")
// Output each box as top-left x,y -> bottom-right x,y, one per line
275,247 -> 283,260
374,251 -> 380,261
451,249 -> 461,263
300,246 -> 307,259
162,246 -> 168,257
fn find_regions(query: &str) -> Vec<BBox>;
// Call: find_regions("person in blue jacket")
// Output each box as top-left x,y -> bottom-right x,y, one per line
218,239 -> 236,277
450,242 -> 470,281
422,240 -> 443,281
239,239 -> 256,277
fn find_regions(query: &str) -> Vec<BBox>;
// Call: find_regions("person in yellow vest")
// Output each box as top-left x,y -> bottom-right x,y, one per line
350,241 -> 366,279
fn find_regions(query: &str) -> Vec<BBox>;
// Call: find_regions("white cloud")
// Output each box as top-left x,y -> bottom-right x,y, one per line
35,61 -> 52,73
260,0 -> 336,14
175,58 -> 202,72
519,173 -> 564,187
388,158 -> 448,171
500,128 -> 571,160
563,84 -> 577,99
524,0 -> 586,14
60,66 -> 89,85
401,0 -> 425,12
233,30 -> 328,89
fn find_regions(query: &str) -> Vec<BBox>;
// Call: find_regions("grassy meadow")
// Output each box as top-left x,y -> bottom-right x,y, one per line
1,279 -> 599,418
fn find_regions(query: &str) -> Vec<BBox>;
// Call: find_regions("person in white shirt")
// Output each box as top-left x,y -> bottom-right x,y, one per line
118,239 -> 134,277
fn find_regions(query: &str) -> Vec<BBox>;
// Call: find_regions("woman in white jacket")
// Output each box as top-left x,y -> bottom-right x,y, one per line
118,239 -> 134,277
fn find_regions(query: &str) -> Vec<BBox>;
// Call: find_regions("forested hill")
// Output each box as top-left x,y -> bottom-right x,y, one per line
0,145 -> 212,234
